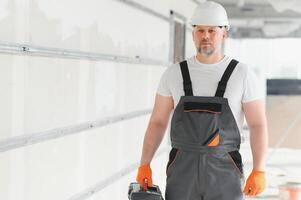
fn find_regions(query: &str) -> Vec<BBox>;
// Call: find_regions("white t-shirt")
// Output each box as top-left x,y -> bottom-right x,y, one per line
156,55 -> 264,134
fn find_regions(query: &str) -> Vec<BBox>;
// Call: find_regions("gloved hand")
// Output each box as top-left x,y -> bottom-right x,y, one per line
136,164 -> 153,188
243,170 -> 266,196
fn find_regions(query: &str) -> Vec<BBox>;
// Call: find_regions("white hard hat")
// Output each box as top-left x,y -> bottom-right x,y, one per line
190,1 -> 230,31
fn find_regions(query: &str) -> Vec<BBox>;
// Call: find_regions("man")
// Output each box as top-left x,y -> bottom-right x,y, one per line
136,1 -> 268,199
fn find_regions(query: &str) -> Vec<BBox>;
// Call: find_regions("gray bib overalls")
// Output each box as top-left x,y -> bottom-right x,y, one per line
165,60 -> 244,200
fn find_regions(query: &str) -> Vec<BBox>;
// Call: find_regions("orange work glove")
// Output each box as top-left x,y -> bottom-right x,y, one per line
243,170 -> 266,196
136,164 -> 153,188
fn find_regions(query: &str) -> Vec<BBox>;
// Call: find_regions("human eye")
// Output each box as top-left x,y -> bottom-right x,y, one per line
209,29 -> 216,33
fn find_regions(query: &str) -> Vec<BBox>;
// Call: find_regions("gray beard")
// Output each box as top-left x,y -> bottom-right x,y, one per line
197,47 -> 215,57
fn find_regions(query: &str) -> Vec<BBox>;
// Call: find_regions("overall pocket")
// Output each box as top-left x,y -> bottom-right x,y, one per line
227,150 -> 244,177
181,102 -> 222,142
184,102 -> 222,113
203,128 -> 221,147
166,148 -> 180,176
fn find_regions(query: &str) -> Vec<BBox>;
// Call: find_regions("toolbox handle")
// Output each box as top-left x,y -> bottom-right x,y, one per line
143,178 -> 148,191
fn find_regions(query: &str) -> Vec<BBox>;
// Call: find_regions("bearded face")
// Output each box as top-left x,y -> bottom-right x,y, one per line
192,26 -> 226,57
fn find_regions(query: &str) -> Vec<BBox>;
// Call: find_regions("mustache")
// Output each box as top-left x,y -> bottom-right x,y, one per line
201,39 -> 211,43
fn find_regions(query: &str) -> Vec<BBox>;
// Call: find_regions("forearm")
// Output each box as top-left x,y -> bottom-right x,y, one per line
140,121 -> 168,166
249,124 -> 268,171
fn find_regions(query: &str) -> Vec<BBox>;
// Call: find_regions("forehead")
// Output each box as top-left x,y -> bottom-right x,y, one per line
193,25 -> 220,30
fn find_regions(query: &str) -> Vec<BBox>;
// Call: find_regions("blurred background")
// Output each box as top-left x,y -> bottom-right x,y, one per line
0,0 -> 301,199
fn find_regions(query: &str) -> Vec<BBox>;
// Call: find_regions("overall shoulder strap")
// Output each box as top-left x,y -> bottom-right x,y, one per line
215,59 -> 239,97
179,60 -> 193,96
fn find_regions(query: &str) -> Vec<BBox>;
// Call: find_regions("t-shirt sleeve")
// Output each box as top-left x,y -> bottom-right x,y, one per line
242,67 -> 265,103
156,67 -> 172,96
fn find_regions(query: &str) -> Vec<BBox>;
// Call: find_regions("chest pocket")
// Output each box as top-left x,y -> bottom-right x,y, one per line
184,102 -> 222,114
180,101 -> 222,142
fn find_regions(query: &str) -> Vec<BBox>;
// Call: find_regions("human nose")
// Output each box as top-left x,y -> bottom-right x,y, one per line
202,31 -> 210,40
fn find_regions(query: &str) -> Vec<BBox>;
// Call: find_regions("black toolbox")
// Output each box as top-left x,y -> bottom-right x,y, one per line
128,182 -> 164,200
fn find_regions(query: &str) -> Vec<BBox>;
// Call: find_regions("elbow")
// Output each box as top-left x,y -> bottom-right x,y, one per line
248,122 -> 268,135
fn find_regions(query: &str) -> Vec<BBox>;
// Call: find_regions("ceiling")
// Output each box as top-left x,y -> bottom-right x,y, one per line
192,0 -> 301,38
